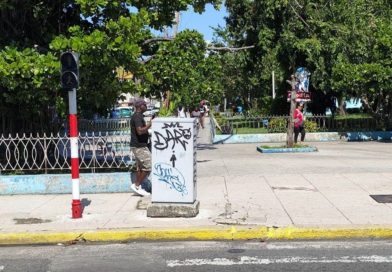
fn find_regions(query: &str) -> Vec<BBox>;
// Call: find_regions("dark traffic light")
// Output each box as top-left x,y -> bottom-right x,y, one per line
60,51 -> 79,90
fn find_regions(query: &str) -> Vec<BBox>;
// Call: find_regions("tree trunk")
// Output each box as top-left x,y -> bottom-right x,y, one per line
164,90 -> 171,109
286,75 -> 298,148
388,98 -> 392,130
286,90 -> 297,148
338,96 -> 346,116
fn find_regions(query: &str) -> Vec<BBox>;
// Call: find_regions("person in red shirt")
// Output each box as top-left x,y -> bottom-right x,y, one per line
294,103 -> 306,144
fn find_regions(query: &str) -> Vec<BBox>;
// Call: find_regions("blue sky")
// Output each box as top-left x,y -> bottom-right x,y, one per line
152,4 -> 228,42
177,4 -> 227,41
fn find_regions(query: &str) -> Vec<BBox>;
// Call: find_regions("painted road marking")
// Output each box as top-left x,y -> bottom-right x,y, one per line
0,265 -> 4,271
167,255 -> 392,267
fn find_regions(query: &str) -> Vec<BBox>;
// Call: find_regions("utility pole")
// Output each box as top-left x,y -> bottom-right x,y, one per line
272,71 -> 275,99
286,75 -> 298,148
174,11 -> 180,38
163,11 -> 180,109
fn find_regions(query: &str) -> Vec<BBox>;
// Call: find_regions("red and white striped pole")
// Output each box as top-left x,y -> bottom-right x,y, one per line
69,89 -> 82,218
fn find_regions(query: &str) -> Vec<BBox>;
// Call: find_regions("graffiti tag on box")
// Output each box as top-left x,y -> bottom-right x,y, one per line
153,163 -> 188,196
153,122 -> 192,151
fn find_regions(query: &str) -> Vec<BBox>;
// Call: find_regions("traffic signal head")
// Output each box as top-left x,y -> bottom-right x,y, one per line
60,51 -> 79,90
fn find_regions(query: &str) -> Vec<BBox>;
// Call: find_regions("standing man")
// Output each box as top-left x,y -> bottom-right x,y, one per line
130,99 -> 154,196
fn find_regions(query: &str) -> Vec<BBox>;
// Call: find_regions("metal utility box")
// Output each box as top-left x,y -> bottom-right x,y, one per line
151,118 -> 197,203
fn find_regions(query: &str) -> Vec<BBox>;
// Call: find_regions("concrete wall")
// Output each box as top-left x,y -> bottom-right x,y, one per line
345,131 -> 392,141
211,123 -> 392,144
0,172 -> 151,195
212,132 -> 345,144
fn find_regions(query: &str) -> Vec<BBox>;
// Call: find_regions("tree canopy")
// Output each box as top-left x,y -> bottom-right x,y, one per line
3,0 -> 392,133
217,0 -> 392,126
0,0 -> 222,133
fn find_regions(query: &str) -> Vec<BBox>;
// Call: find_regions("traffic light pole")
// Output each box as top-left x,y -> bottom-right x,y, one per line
69,88 -> 81,218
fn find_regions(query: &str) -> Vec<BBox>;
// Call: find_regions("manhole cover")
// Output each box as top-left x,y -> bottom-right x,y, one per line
228,249 -> 246,254
370,195 -> 392,203
13,218 -> 51,224
272,186 -> 317,192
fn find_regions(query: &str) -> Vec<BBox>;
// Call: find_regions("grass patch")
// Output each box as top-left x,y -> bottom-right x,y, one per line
334,114 -> 372,120
235,127 -> 269,134
216,127 -> 269,134
260,143 -> 310,149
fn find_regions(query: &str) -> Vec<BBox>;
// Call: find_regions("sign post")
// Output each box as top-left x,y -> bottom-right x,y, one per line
68,89 -> 81,218
147,117 -> 199,217
60,51 -> 81,218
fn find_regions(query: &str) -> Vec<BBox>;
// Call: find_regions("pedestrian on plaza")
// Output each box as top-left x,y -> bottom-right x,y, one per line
176,103 -> 187,118
191,106 -> 202,129
205,102 -> 211,116
130,99 -> 155,196
294,102 -> 305,144
200,102 -> 206,128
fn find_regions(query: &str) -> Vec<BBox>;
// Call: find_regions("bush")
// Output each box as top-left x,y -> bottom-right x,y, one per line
157,102 -> 176,117
158,108 -> 172,117
214,115 -> 225,126
304,120 -> 318,132
267,118 -> 287,133
266,118 -> 318,133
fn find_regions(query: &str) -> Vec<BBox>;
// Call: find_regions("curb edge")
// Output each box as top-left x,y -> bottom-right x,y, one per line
2,227 -> 392,245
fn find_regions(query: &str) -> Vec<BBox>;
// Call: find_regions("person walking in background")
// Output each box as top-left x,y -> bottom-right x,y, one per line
294,102 -> 306,144
205,102 -> 211,117
191,106 -> 201,129
214,104 -> 220,113
200,102 -> 206,128
176,103 -> 187,118
130,99 -> 155,196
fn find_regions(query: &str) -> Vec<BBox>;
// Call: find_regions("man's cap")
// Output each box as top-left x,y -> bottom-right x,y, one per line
134,99 -> 147,108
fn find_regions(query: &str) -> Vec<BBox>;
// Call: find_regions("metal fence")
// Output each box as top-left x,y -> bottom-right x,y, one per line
214,114 -> 379,134
0,131 -> 133,173
77,118 -> 132,132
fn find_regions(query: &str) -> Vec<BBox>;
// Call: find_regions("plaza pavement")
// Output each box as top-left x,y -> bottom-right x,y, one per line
1,118 -> 392,244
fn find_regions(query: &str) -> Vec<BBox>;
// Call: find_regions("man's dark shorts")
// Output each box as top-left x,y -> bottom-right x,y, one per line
131,147 -> 152,172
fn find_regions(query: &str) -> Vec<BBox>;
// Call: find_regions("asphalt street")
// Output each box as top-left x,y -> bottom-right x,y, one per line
2,240 -> 392,271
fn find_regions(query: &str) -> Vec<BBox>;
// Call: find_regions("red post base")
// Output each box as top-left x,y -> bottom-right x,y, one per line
72,199 -> 82,218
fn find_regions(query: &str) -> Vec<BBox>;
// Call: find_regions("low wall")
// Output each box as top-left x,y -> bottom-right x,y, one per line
345,131 -> 392,141
212,132 -> 344,144
212,130 -> 392,144
0,172 -> 151,195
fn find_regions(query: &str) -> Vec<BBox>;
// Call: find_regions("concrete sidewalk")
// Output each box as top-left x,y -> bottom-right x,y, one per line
2,119 -> 392,244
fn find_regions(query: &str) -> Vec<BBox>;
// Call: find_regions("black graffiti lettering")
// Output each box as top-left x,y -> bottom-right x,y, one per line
162,122 -> 183,129
153,127 -> 191,151
181,128 -> 192,140
153,131 -> 168,150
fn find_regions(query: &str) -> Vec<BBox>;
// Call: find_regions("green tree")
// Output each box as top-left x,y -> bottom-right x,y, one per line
0,0 -> 222,133
146,30 -> 224,109
218,0 -> 392,124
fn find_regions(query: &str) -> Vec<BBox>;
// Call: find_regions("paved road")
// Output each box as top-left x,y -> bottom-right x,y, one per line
1,240 -> 392,271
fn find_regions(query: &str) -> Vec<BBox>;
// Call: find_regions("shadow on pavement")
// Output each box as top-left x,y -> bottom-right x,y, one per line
197,160 -> 211,163
81,198 -> 92,213
197,144 -> 217,150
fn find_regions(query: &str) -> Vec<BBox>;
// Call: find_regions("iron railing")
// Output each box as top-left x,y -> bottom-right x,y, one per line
214,114 -> 379,134
0,131 -> 133,173
77,118 -> 132,132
